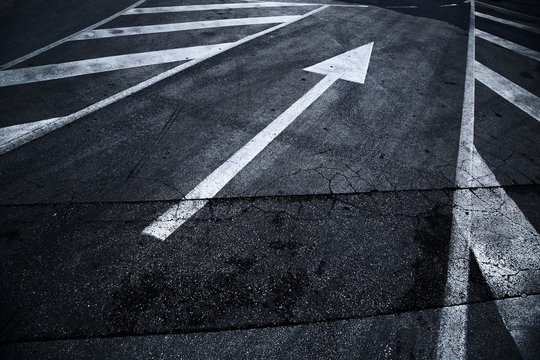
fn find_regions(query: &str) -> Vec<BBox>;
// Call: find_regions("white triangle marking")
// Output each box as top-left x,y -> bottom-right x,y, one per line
303,42 -> 374,84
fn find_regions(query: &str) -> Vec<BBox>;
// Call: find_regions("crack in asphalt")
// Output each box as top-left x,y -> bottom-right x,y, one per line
0,183 -> 537,207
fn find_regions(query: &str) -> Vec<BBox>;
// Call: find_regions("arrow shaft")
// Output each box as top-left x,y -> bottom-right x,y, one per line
143,73 -> 340,240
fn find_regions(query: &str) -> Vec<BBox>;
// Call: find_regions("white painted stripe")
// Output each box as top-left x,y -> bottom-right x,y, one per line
0,118 -> 61,149
436,1 -> 476,358
0,5 -> 329,155
0,43 -> 231,87
475,29 -> 540,61
0,0 -> 146,70
142,73 -> 340,240
475,11 -> 540,34
476,0 -> 540,22
440,3 -> 457,7
475,60 -> 540,121
124,2 -> 317,14
71,16 -> 301,40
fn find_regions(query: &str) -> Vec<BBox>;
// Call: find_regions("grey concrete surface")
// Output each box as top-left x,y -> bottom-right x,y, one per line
0,0 -> 538,358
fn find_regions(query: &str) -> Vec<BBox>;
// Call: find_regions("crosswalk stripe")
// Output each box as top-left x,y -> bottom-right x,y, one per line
476,29 -> 540,61
475,60 -> 540,121
0,43 -> 232,87
71,16 -> 301,40
124,2 -> 317,15
475,11 -> 540,35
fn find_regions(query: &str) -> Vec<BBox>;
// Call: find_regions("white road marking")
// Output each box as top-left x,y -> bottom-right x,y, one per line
71,16 -> 301,40
436,0 -> 476,358
303,42 -> 373,84
124,2 -> 317,14
0,0 -> 146,71
476,29 -> 540,61
440,4 -> 458,7
475,60 -> 540,122
143,42 -> 374,240
0,5 -> 329,155
475,11 -> 540,35
0,43 -> 231,87
0,118 -> 61,150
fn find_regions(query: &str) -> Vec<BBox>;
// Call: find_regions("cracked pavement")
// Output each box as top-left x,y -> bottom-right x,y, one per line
0,0 -> 539,358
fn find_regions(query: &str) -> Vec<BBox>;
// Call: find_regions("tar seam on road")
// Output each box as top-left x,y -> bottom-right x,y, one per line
0,5 -> 330,155
0,0 -> 147,70
2,292 -> 537,346
0,183 -> 535,208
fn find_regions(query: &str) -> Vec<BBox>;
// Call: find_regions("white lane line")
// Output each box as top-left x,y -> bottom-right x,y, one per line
0,118 -> 61,149
475,29 -> 540,61
476,0 -> 540,22
142,73 -> 340,240
436,1 -> 476,358
0,43 -> 231,87
71,16 -> 301,40
124,2 -> 317,14
0,0 -> 146,71
440,4 -> 458,7
475,11 -> 540,34
475,60 -> 540,122
0,5 -> 329,155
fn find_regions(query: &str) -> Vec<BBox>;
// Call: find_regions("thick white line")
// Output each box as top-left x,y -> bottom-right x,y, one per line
0,43 -> 231,87
440,4 -> 458,7
475,60 -> 540,121
0,5 -> 329,155
124,2 -> 317,14
475,11 -> 540,34
0,0 -> 146,71
71,16 -> 301,40
142,73 -> 340,240
436,1 -> 475,359
476,29 -> 540,61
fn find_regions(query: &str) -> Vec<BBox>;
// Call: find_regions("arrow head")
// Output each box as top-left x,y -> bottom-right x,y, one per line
303,42 -> 374,84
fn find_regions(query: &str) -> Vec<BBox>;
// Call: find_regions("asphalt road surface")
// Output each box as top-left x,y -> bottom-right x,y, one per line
0,0 -> 539,358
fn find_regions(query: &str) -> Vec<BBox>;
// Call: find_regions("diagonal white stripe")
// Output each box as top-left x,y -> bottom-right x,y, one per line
475,60 -> 540,121
475,11 -> 540,34
71,16 -> 301,40
0,43 -> 231,87
124,2 -> 318,14
0,0 -> 147,70
0,5 -> 329,155
476,29 -> 540,61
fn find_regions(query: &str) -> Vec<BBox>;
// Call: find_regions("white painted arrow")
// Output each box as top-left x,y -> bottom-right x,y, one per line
143,42 -> 374,240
